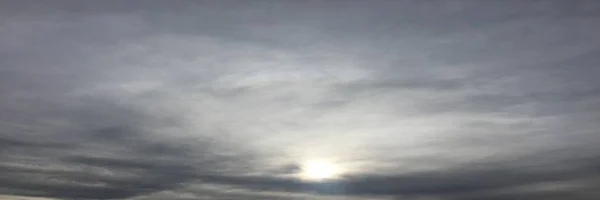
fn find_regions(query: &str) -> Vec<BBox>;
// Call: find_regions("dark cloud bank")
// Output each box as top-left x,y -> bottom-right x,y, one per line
1,1 -> 600,200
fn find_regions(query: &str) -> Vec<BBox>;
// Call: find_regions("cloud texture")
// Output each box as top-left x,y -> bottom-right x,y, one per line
1,1 -> 600,199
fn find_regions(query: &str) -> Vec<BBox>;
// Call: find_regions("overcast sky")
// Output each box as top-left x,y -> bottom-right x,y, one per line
1,0 -> 600,200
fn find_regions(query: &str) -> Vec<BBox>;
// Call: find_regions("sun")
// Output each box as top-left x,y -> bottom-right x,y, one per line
300,160 -> 339,180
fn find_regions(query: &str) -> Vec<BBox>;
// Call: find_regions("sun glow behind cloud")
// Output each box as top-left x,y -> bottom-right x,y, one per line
300,160 -> 341,180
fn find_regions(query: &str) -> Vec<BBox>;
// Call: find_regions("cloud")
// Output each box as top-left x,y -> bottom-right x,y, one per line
0,103 -> 187,199
1,1 -> 600,200
191,150 -> 600,197
0,91 -> 258,199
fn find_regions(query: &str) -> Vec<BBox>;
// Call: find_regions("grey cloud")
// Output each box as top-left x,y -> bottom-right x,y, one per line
0,97 -> 255,199
0,137 -> 74,151
2,1 -> 600,200
195,152 -> 600,199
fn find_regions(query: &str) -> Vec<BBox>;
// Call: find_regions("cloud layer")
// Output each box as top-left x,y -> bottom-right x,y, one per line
1,1 -> 600,199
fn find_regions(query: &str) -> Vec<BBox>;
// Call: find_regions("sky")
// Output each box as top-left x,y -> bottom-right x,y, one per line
1,0 -> 600,199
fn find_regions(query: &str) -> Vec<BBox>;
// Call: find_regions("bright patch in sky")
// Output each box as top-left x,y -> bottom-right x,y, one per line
300,160 -> 339,180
